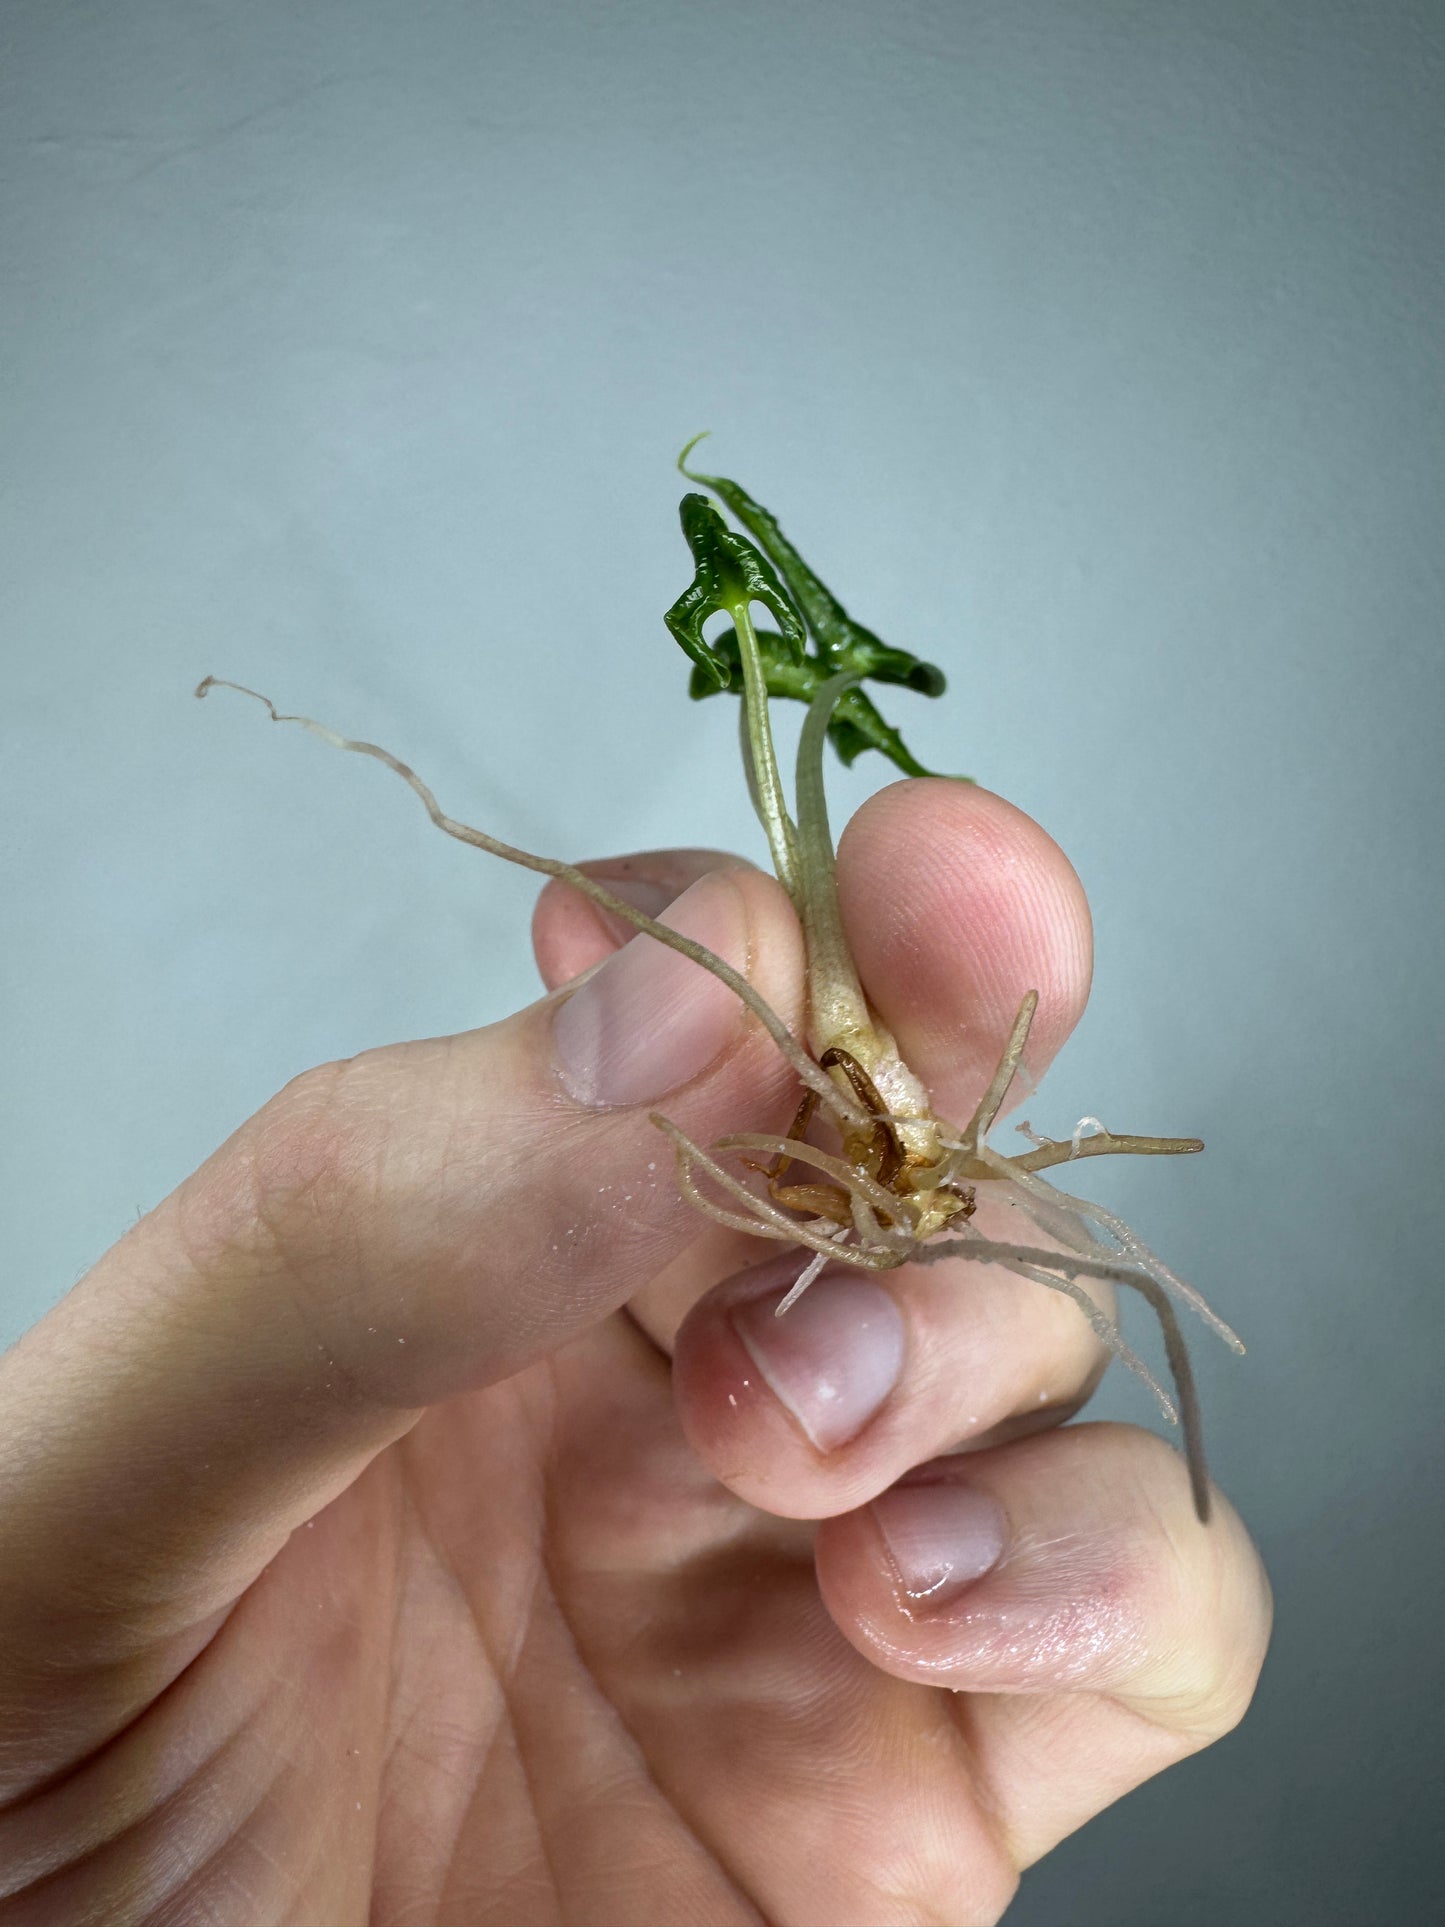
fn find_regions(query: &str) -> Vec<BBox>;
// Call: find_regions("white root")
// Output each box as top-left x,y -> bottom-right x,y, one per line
194,677 -> 867,1132
775,1245 -> 837,1316
962,991 -> 1039,1151
914,1231 -> 1177,1422
979,1149 -> 1244,1354
713,1130 -> 917,1231
652,1115 -> 902,1270
1007,1120 -> 1205,1173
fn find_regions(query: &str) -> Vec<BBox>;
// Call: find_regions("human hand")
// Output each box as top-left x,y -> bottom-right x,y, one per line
0,780 -> 1269,1926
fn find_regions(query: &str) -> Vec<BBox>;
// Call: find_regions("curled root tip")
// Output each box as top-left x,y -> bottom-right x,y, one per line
193,675 -> 283,721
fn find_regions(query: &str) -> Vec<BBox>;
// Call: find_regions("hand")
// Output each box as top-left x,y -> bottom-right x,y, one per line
0,780 -> 1270,1927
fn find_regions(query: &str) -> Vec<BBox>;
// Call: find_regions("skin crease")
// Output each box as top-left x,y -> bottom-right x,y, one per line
0,780 -> 1270,1927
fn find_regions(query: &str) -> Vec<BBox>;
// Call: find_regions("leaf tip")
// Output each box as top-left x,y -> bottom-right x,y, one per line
677,431 -> 712,479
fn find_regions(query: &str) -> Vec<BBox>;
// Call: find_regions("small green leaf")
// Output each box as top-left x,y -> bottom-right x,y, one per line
664,493 -> 806,689
677,436 -> 947,698
688,626 -> 958,781
824,691 -> 938,778
669,441 -> 965,779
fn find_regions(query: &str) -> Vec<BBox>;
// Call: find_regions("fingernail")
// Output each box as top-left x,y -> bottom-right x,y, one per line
554,872 -> 749,1106
872,1482 -> 1007,1606
731,1271 -> 906,1452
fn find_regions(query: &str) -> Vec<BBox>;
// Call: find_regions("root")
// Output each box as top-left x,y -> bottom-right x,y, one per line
1010,1119 -> 1205,1174
1062,1189 -> 1243,1357
915,1233 -> 1177,1423
982,1151 -> 1244,1354
960,992 -> 1039,1154
776,1243 -> 843,1315
714,1131 -> 916,1232
848,1193 -> 916,1255
195,678 -> 867,1132
651,1115 -> 903,1269
921,1217 -> 1217,1521
1106,1265 -> 1213,1523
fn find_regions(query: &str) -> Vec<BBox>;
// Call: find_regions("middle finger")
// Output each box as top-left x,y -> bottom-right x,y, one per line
671,1216 -> 1114,1520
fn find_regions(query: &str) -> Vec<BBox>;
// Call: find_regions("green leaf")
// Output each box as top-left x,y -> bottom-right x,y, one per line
677,435 -> 947,698
668,440 -> 966,779
688,627 -> 953,781
663,492 -> 806,690
825,691 -> 939,778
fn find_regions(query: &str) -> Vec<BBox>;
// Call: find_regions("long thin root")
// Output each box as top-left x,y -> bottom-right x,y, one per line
714,1130 -> 917,1233
651,1115 -> 903,1269
196,677 -> 865,1130
915,1233 -> 1178,1422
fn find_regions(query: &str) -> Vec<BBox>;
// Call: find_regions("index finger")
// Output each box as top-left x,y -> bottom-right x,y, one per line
838,777 -> 1094,1123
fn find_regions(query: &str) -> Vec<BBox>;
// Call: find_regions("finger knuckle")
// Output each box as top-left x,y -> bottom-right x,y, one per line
207,1058 -> 383,1278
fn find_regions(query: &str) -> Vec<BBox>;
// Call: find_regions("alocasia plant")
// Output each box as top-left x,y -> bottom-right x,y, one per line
199,443 -> 1242,1519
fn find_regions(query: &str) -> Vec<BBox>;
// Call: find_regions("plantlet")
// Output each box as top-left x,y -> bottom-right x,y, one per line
198,441 -> 1242,1521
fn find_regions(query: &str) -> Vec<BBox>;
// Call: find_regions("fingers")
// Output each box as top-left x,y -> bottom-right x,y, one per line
837,779 -> 1093,1121
0,774 -> 1100,1796
533,848 -> 757,990
532,786 -> 1096,1349
536,787 -> 1094,1125
0,863 -> 807,1790
673,1236 -> 1111,1520
815,1422 -> 1272,1866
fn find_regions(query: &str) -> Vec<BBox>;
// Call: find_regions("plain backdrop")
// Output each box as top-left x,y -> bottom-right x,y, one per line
3,2 -> 1443,1921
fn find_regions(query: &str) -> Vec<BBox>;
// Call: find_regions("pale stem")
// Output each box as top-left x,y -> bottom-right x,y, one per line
730,599 -> 800,901
793,670 -> 876,1055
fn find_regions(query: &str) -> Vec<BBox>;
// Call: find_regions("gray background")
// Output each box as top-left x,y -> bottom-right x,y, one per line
3,1 -> 1442,1920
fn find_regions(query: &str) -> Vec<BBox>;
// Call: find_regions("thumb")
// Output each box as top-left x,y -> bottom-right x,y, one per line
0,865 -> 802,1786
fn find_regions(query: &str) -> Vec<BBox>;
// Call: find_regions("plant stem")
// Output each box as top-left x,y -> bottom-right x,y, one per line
793,671 -> 875,1053
792,673 -> 938,1152
730,599 -> 800,900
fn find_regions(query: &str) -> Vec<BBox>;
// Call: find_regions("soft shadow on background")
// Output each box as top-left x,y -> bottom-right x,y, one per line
2,2 -> 1442,1920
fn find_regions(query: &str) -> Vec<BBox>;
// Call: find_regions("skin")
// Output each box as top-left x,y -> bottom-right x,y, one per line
0,779 -> 1271,1926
